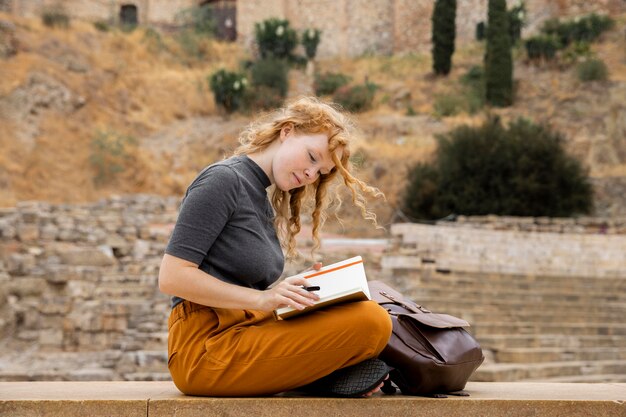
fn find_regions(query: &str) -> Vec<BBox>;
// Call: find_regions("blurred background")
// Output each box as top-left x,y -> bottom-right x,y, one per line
0,0 -> 624,384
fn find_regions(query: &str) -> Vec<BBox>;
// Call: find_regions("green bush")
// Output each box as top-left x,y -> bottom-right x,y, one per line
460,65 -> 486,113
508,1 -> 526,44
433,94 -> 464,117
242,85 -> 284,112
403,163 -> 442,220
524,35 -> 559,60
175,5 -> 216,36
402,117 -> 593,219
541,13 -> 613,48
143,27 -> 166,53
249,58 -> 289,97
41,8 -> 70,28
433,66 -> 486,117
561,41 -> 592,66
314,72 -> 351,96
254,18 -> 298,60
476,1 -> 527,44
286,54 -> 308,69
209,69 -> 248,113
302,28 -> 321,60
431,0 -> 457,75
93,21 -> 110,32
333,83 -> 377,113
90,130 -> 138,186
577,58 -> 608,82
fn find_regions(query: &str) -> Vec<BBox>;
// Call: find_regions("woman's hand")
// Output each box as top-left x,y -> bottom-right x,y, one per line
256,262 -> 322,311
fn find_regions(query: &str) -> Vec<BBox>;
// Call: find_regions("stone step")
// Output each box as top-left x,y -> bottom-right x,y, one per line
411,270 -> 626,288
472,360 -> 626,382
477,334 -> 626,349
0,381 -> 624,417
444,310 -> 625,325
494,347 -> 626,363
525,373 -> 626,383
392,268 -> 626,289
471,322 -> 626,337
413,297 -> 626,315
408,281 -> 626,301
410,288 -> 626,304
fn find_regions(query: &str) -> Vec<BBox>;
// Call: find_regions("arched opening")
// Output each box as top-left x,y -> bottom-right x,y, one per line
119,4 -> 138,27
200,0 -> 236,41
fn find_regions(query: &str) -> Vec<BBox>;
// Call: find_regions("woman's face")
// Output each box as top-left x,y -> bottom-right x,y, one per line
272,127 -> 342,192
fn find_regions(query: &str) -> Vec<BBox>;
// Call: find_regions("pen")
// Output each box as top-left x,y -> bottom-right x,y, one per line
302,285 -> 320,291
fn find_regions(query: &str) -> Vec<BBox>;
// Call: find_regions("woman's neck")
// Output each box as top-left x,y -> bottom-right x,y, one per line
246,141 -> 280,185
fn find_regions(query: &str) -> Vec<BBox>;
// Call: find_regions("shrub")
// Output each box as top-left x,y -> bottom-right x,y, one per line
577,58 -> 608,82
485,0 -> 513,107
254,18 -> 298,60
93,21 -> 110,32
541,13 -> 614,48
508,1 -> 526,44
433,94 -> 464,117
477,1 -> 526,44
175,5 -> 216,36
286,54 -> 308,69
209,69 -> 248,113
242,85 -> 284,112
174,29 -> 212,65
143,27 -> 166,53
403,163 -> 442,220
431,0 -> 457,75
561,41 -> 592,66
402,117 -> 593,219
249,58 -> 289,97
524,35 -> 559,61
302,28 -> 321,60
90,130 -> 138,186
314,72 -> 351,96
41,8 -> 70,28
460,65 -> 486,113
333,83 -> 377,113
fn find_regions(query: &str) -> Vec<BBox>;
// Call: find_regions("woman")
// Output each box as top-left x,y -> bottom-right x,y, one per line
159,97 -> 392,397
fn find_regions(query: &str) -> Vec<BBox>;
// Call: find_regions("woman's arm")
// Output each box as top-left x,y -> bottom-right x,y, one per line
158,254 -> 319,311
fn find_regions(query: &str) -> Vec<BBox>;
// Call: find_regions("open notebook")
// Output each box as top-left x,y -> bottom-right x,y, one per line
274,256 -> 371,319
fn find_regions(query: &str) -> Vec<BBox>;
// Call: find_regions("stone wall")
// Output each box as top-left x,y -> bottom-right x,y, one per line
1,195 -> 625,381
7,0 -> 195,25
440,214 -> 626,234
387,221 -> 626,278
237,0 -> 626,58
4,0 -> 624,57
0,195 -> 179,380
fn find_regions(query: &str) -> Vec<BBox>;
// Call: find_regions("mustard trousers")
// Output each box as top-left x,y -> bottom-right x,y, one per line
167,300 -> 392,396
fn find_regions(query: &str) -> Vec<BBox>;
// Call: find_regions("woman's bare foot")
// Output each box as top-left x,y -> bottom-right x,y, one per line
362,375 -> 389,397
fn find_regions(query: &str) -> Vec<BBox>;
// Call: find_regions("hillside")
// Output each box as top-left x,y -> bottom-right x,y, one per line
1,12 -> 626,236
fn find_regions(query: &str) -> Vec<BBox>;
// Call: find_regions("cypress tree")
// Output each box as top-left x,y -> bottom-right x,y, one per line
485,0 -> 513,106
431,0 -> 457,75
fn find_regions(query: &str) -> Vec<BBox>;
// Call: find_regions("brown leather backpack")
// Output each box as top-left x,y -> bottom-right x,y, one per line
369,280 -> 484,397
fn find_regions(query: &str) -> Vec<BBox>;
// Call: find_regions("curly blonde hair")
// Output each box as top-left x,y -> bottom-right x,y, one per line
234,97 -> 384,258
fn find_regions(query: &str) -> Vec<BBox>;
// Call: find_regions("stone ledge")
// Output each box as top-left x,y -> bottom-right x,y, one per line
0,382 -> 624,417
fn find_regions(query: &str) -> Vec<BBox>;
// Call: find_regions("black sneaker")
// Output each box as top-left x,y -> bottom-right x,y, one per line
297,358 -> 391,398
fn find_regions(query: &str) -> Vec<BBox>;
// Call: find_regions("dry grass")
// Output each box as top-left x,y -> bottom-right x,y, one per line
0,13 -> 245,205
1,11 -> 625,225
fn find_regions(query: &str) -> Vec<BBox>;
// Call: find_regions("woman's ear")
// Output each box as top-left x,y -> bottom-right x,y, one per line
280,124 -> 293,142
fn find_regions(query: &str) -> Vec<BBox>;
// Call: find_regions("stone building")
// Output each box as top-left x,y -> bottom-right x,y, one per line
1,0 -> 624,56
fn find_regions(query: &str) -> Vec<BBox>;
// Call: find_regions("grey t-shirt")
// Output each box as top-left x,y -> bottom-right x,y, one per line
165,155 -> 285,308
